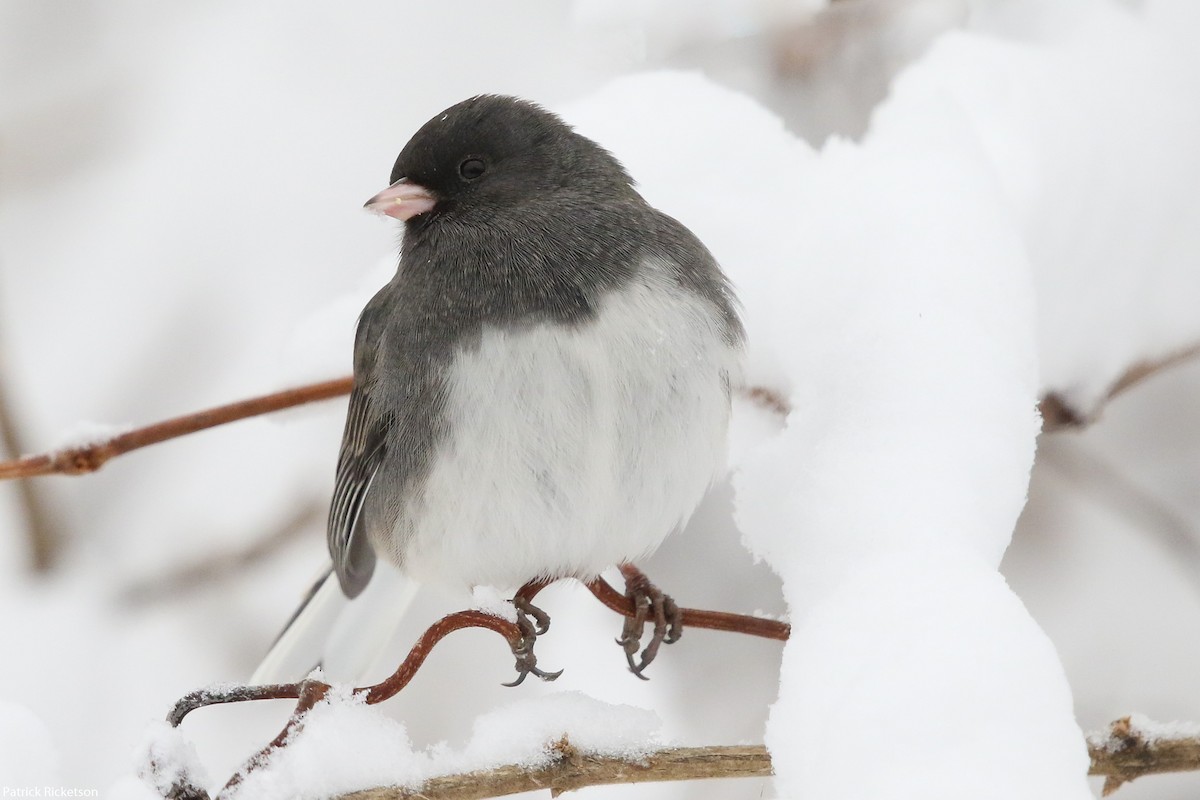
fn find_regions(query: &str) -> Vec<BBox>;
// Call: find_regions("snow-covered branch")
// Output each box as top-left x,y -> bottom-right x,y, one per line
317,718 -> 1200,800
335,743 -> 772,800
1088,715 -> 1200,796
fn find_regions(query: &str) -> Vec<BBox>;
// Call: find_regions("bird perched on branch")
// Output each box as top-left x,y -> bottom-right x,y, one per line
256,94 -> 744,685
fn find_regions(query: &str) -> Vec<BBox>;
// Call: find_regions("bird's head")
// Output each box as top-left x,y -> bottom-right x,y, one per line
364,95 -> 633,225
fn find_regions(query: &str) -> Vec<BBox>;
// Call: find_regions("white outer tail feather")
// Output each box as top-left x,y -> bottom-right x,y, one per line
251,563 -> 418,685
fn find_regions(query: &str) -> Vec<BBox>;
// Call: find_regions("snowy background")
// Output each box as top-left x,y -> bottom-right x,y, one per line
2,0 -> 1200,797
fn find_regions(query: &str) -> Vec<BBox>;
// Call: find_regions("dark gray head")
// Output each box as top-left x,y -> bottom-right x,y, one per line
364,95 -> 636,225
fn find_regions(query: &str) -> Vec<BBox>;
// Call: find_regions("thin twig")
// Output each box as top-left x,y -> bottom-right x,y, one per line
586,577 -> 790,641
162,610 -> 533,799
169,610 -> 527,728
0,377 -> 352,480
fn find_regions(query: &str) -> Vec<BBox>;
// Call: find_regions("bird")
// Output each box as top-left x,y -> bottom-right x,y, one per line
255,94 -> 744,687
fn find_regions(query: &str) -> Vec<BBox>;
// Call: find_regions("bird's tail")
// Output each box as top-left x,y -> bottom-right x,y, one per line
252,563 -> 418,685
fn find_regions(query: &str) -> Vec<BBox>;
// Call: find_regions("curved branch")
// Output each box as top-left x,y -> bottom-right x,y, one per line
168,609 -> 526,728
0,377 -> 352,480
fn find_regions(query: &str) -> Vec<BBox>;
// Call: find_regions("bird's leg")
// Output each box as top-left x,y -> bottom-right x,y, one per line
503,578 -> 562,687
615,564 -> 683,679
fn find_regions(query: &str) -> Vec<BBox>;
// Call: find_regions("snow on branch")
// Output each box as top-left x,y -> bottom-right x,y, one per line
335,743 -> 772,800
153,578 -> 787,796
328,719 -> 1200,800
330,720 -> 1200,800
152,576 -> 1200,798
150,723 -> 1200,800
1089,715 -> 1200,796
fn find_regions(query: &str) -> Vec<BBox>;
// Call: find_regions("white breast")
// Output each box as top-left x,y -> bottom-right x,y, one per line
381,261 -> 742,591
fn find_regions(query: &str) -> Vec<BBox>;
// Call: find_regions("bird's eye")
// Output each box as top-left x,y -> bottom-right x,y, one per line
458,158 -> 486,180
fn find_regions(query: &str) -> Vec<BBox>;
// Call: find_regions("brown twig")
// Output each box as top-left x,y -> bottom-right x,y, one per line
169,610 -> 527,729
586,577 -> 790,641
164,609 -> 532,798
0,376 -> 352,480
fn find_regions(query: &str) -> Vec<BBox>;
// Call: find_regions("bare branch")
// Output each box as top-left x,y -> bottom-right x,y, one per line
585,576 -> 790,641
168,609 -> 528,728
338,743 -> 772,800
1040,342 -> 1200,432
0,377 -> 352,480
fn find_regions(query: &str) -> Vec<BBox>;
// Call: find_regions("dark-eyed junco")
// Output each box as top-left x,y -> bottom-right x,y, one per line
257,95 -> 743,684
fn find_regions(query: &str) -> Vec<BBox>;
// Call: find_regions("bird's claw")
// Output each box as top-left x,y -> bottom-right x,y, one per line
502,596 -> 561,686
502,635 -> 563,687
616,568 -> 682,679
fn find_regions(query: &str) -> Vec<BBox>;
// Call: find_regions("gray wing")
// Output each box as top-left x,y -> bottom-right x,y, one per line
327,292 -> 395,598
327,384 -> 389,597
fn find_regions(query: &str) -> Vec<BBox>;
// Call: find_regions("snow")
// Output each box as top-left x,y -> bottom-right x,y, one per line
471,585 -> 519,623
1088,713 -> 1200,750
587,67 -> 1081,795
0,699 -> 61,786
47,420 -> 134,452
919,5 -> 1200,418
227,689 -> 662,800
134,720 -> 210,797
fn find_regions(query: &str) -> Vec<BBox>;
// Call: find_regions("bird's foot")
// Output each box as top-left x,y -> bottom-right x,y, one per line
615,564 -> 682,679
502,588 -> 562,687
513,593 -> 551,637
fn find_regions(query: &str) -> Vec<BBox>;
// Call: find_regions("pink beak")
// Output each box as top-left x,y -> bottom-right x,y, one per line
363,177 -> 437,221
